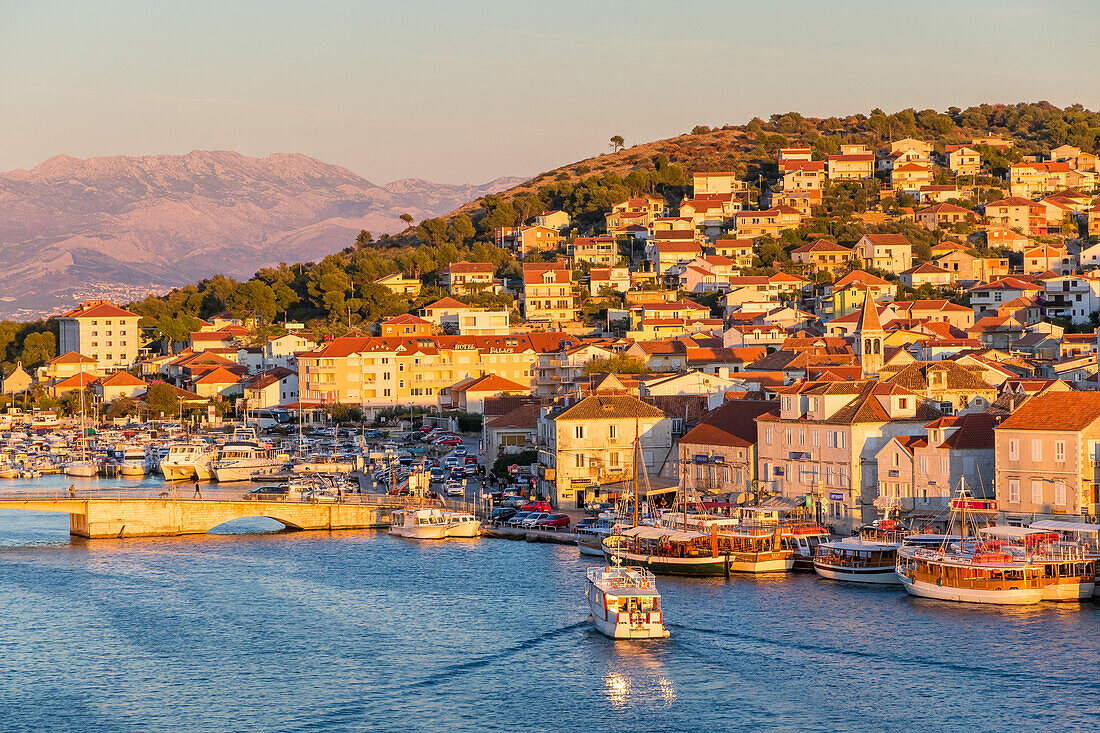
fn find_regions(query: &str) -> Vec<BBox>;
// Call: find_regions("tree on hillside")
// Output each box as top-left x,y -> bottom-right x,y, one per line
400,213 -> 414,226
21,331 -> 55,366
610,135 -> 625,152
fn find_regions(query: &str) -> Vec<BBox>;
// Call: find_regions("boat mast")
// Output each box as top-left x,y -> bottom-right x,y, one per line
632,421 -> 639,529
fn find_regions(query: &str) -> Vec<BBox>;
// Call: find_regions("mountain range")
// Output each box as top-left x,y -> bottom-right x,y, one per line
0,150 -> 524,319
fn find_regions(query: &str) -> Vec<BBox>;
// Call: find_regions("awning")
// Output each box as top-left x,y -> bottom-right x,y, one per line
978,526 -> 1051,539
1029,520 -> 1100,535
645,486 -> 679,497
618,526 -> 704,542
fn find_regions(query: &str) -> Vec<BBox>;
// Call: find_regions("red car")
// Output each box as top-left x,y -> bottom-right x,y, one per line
436,437 -> 462,446
464,456 -> 478,465
521,501 -> 551,513
538,514 -> 570,529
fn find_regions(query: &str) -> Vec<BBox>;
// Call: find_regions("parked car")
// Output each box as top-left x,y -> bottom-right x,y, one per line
436,437 -> 462,446
505,512 -> 531,528
586,501 -> 614,516
489,507 -> 516,525
521,501 -> 551,513
574,517 -> 595,530
520,512 -> 550,528
502,495 -> 527,509
537,513 -> 570,530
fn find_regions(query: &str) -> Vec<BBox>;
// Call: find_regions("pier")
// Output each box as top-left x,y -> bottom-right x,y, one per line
0,491 -> 410,539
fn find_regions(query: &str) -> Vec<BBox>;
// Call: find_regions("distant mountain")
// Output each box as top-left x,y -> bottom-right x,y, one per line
0,151 -> 523,319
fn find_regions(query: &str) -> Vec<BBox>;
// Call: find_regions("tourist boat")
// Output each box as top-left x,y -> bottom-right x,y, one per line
735,505 -> 829,570
977,526 -> 1095,602
118,447 -> 147,477
585,564 -> 669,639
161,443 -> 216,481
813,521 -> 906,585
658,513 -> 796,574
0,464 -> 19,479
389,507 -> 449,539
895,491 -> 1046,605
576,512 -> 623,556
1030,520 -> 1100,597
443,511 -> 481,538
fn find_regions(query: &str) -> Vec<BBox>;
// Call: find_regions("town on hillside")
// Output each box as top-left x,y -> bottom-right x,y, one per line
4,131 -> 1100,536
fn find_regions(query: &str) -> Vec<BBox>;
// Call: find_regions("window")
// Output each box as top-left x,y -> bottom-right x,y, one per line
785,428 -> 792,445
1008,479 -> 1020,504
1055,441 -> 1065,463
765,427 -> 773,446
1031,480 -> 1043,505
1054,480 -> 1066,506
574,425 -> 585,440
608,425 -> 617,441
919,457 -> 927,474
575,453 -> 585,469
609,452 -> 619,468
1008,439 -> 1019,461
812,430 -> 819,448
383,389 -> 391,397
892,452 -> 899,467
1031,440 -> 1041,462
798,429 -> 805,447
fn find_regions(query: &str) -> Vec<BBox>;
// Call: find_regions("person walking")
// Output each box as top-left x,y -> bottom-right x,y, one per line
193,481 -> 202,499
68,484 -> 76,499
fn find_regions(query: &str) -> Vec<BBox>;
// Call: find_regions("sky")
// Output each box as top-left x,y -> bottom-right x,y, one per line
1,0 -> 1098,184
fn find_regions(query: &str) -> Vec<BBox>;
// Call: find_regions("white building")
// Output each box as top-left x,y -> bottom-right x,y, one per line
56,300 -> 142,371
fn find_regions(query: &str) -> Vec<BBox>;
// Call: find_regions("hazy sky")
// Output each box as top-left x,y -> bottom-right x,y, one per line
2,1 -> 1097,184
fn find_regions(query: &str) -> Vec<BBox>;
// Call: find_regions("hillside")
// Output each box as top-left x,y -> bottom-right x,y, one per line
0,151 -> 520,318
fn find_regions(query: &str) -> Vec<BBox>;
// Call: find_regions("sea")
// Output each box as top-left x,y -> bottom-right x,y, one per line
0,478 -> 1097,732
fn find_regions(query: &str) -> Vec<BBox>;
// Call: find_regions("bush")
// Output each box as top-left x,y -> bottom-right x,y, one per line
453,412 -> 483,433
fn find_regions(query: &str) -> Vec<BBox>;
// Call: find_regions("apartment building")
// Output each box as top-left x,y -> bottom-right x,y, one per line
853,234 -> 914,274
446,262 -> 500,295
677,399 -> 779,497
57,300 -> 142,370
569,236 -> 618,266
297,333 -> 577,414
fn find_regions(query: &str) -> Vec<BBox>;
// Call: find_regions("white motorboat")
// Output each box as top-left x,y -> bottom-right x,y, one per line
443,511 -> 481,538
389,507 -> 449,539
211,445 -> 282,482
585,564 -> 669,639
64,461 -> 97,478
813,523 -> 906,585
161,443 -> 216,481
576,512 -> 621,556
118,447 -> 147,477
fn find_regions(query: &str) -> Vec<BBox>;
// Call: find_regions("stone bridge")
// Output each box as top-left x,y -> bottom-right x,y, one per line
0,496 -> 408,539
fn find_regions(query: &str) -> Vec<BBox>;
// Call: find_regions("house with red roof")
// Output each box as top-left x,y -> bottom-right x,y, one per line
791,239 -> 853,276
441,374 -> 531,413
854,234 -> 914,274
93,371 -> 148,402
914,203 -> 979,231
381,314 -> 432,338
678,398 -> 779,495
446,262 -> 501,296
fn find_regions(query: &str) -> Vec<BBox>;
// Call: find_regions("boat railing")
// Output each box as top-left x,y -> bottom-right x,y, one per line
0,488 -> 410,506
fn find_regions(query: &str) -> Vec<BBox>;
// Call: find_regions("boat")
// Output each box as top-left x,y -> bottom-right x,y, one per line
812,521 -> 906,585
66,390 -> 97,477
211,444 -> 282,482
389,507 -> 449,539
161,443 -> 216,481
585,564 -> 669,639
658,513 -> 795,574
576,512 -> 622,556
896,490 -> 1046,605
443,510 -> 481,538
1030,520 -> 1100,597
735,505 -> 829,570
978,526 -> 1095,602
118,446 -> 147,477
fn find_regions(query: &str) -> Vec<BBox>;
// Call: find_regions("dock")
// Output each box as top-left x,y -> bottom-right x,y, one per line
482,526 -> 577,545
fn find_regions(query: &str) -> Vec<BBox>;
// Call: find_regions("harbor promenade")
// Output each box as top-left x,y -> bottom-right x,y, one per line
0,489 -> 409,539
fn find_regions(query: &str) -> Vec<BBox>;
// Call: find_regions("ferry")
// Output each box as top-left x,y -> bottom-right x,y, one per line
585,564 -> 669,639
389,507 -> 449,539
212,444 -> 282,482
813,522 -> 906,585
736,505 -> 829,570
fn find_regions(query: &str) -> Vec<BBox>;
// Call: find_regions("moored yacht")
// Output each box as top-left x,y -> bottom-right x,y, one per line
576,512 -> 622,556
389,507 -> 449,539
118,446 -> 147,477
978,526 -> 1095,602
211,444 -> 281,482
443,511 -> 481,538
585,565 -> 669,639
161,443 -> 216,481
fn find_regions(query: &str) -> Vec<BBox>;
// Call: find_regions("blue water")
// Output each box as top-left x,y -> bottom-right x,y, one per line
0,504 -> 1097,732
